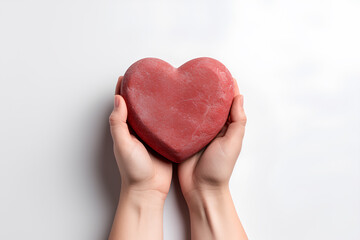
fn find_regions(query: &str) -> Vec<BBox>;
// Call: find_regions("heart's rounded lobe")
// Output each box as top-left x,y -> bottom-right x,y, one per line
121,57 -> 234,163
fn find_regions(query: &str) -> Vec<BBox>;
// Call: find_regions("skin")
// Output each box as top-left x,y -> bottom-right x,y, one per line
108,76 -> 247,240
177,78 -> 248,240
108,76 -> 172,240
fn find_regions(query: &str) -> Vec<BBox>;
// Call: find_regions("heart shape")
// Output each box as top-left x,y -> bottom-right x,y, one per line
121,57 -> 234,163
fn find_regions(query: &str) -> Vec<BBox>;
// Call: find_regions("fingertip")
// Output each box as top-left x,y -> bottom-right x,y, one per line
229,95 -> 243,122
239,94 -> 244,108
233,78 -> 240,96
119,95 -> 128,118
237,94 -> 247,126
233,94 -> 242,106
119,94 -> 127,108
221,94 -> 247,146
111,94 -> 128,123
114,94 -> 121,108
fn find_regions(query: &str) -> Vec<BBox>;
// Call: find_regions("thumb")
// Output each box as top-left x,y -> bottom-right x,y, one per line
222,94 -> 247,147
109,95 -> 132,146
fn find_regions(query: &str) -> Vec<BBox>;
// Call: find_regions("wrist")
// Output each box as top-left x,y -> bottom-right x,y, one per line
184,185 -> 231,210
184,185 -> 247,240
110,185 -> 165,240
120,186 -> 167,207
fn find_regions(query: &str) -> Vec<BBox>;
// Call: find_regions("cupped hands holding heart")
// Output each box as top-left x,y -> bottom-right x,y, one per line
108,58 -> 248,240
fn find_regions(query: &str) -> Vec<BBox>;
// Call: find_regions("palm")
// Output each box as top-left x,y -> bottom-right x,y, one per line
115,132 -> 173,195
178,86 -> 246,198
177,133 -> 236,197
196,138 -> 236,182
111,76 -> 173,196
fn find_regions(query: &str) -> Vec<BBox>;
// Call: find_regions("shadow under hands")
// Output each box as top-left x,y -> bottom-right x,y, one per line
96,103 -> 121,239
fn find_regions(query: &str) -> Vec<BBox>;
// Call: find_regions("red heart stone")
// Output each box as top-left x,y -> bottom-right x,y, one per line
121,57 -> 234,163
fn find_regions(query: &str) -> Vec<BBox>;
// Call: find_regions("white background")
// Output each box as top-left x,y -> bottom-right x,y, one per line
0,0 -> 359,239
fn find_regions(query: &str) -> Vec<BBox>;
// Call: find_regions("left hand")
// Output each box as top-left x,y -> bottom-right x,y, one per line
109,76 -> 173,199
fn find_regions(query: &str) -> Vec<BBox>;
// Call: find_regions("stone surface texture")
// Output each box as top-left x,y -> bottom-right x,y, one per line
121,57 -> 234,163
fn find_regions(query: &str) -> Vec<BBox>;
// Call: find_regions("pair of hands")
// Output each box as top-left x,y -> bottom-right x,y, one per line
109,76 -> 247,204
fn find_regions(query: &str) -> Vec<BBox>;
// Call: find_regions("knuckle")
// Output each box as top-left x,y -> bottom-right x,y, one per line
109,113 -> 118,126
241,115 -> 247,126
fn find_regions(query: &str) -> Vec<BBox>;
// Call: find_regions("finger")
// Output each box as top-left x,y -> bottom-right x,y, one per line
109,95 -> 132,146
115,76 -> 123,95
217,78 -> 239,138
223,94 -> 247,144
233,78 -> 240,96
214,79 -> 240,139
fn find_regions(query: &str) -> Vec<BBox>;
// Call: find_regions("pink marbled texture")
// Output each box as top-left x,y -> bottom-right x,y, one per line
121,57 -> 234,163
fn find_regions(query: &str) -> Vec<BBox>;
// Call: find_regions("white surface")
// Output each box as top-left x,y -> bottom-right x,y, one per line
1,0 -> 359,239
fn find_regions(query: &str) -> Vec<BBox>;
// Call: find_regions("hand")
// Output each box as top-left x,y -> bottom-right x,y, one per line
178,77 -> 247,200
177,78 -> 248,240
109,76 -> 173,199
109,76 -> 172,240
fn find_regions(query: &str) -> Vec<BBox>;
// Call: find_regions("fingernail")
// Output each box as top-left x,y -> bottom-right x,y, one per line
114,95 -> 120,108
239,95 -> 244,108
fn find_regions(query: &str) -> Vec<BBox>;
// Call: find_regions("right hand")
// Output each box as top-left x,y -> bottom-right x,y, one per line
177,78 -> 247,201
